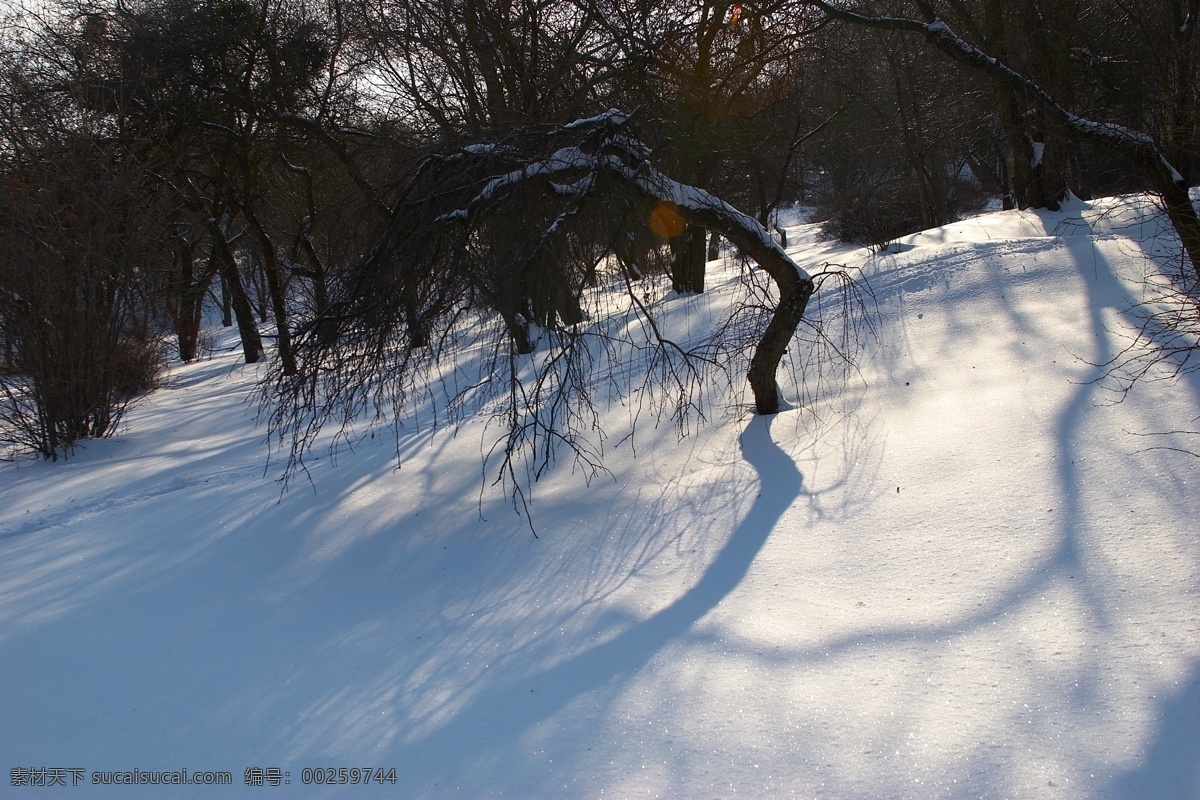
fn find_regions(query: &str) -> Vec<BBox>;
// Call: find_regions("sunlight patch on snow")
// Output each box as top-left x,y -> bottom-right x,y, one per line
0,194 -> 1197,798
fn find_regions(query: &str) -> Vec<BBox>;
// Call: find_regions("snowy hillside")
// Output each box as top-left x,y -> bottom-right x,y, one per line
2,195 -> 1198,799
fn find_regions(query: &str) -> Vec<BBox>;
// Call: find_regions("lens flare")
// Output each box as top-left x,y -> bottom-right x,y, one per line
649,201 -> 685,238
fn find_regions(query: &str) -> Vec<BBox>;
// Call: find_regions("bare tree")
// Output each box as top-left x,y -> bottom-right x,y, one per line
96,0 -> 375,369
804,0 -> 1200,276
0,96 -> 171,458
265,112 -> 823,509
588,0 -> 825,291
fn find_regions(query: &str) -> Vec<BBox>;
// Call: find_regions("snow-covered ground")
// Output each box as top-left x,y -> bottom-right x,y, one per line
2,195 -> 1198,799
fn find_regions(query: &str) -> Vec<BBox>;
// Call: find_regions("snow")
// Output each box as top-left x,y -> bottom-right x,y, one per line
438,146 -> 602,220
628,164 -> 811,282
2,195 -> 1199,799
1163,156 -> 1187,187
435,140 -> 812,283
562,109 -> 630,130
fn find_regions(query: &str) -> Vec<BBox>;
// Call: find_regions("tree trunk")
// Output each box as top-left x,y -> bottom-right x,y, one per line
286,159 -> 331,314
209,222 -> 264,364
170,239 -> 213,362
642,189 -> 814,414
219,269 -> 233,327
1159,178 -> 1200,277
243,206 -> 297,376
670,223 -> 707,294
1020,0 -> 1075,209
981,0 -> 1070,210
996,87 -> 1035,208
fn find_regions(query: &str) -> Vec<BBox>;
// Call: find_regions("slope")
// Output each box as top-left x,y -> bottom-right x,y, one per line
1,194 -> 1197,799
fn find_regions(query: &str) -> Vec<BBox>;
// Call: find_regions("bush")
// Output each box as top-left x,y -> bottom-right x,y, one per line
0,134 -> 171,459
818,179 -> 929,249
0,315 -> 168,460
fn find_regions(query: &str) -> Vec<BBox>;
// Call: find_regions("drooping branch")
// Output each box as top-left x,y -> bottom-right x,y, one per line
427,111 -> 815,413
622,162 -> 814,414
267,111 -> 825,508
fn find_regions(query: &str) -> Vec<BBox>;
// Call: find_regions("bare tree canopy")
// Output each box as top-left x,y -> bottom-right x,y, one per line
264,111 -> 824,508
3,0 -> 1198,467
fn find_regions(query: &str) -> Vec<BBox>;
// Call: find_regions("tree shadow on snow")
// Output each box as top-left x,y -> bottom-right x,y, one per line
397,413 -> 803,782
1102,658 -> 1200,800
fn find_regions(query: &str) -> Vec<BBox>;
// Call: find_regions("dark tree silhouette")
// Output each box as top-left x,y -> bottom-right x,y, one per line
265,112 -> 821,507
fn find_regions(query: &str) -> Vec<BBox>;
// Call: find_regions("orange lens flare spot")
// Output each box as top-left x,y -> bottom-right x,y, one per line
649,201 -> 685,239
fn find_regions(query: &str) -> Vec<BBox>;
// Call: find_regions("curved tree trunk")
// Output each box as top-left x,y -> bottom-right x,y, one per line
660,198 -> 813,414
621,173 -> 814,414
421,115 -> 818,413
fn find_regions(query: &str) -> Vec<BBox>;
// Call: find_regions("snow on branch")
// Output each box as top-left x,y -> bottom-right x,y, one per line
433,133 -> 813,288
804,1 -> 1188,191
562,108 -> 631,130
414,113 -> 816,414
804,0 -> 1200,276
